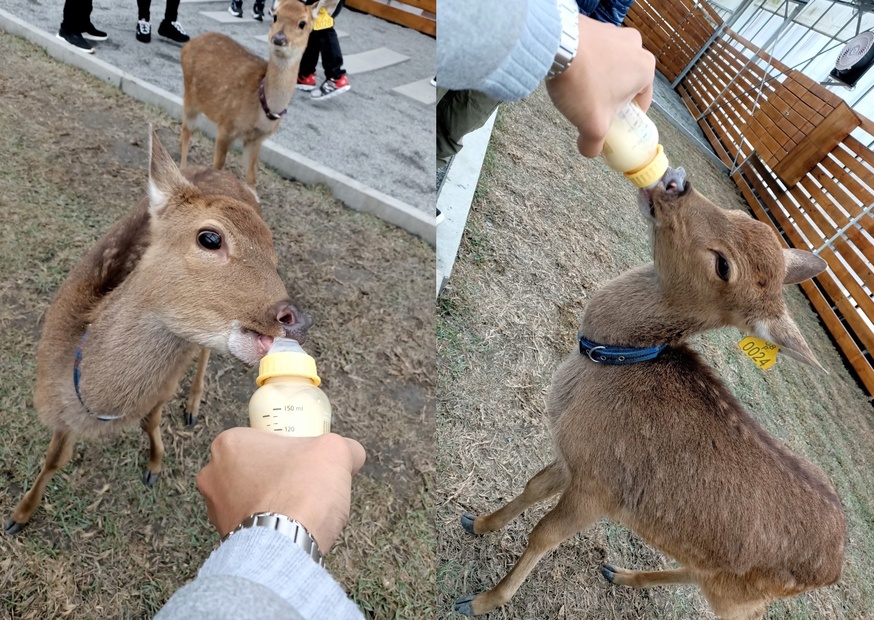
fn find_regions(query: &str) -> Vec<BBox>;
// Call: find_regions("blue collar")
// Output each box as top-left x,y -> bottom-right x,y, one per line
578,335 -> 667,365
74,331 -> 122,422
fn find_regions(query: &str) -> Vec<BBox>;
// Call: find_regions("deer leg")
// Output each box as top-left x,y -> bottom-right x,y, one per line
212,131 -> 232,170
140,403 -> 165,488
184,348 -> 210,427
4,430 -> 75,535
462,460 -> 567,536
180,124 -> 192,168
242,138 -> 265,188
601,565 -> 696,588
455,489 -> 598,616
699,574 -> 769,620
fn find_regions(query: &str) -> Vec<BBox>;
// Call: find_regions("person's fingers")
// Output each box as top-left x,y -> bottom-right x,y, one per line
577,132 -> 603,159
343,437 -> 366,474
634,80 -> 654,114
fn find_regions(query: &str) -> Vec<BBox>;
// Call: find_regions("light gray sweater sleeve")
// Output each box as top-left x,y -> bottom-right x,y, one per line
155,528 -> 364,620
436,0 -> 561,101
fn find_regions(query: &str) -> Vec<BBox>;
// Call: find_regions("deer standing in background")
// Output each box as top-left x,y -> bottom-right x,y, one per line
455,168 -> 846,619
179,0 -> 316,189
4,128 -> 312,535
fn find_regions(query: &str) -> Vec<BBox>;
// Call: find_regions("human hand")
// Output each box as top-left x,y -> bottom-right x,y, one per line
546,16 -> 656,158
196,428 -> 366,552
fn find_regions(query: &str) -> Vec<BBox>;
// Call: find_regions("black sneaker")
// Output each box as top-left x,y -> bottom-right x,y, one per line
159,20 -> 190,43
57,28 -> 94,53
228,0 -> 243,17
253,2 -> 265,20
136,19 -> 151,43
82,23 -> 108,41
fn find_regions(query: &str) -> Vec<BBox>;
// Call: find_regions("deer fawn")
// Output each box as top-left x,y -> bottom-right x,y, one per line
4,128 -> 312,535
455,168 -> 846,619
179,0 -> 316,188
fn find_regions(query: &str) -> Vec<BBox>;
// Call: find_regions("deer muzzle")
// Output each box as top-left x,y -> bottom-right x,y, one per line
275,302 -> 313,344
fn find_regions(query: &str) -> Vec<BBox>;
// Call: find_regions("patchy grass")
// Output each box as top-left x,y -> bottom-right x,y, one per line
437,84 -> 874,619
0,31 -> 434,619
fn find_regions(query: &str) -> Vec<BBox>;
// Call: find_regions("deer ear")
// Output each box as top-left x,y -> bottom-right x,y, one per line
754,314 -> 826,372
783,248 -> 826,285
148,125 -> 195,217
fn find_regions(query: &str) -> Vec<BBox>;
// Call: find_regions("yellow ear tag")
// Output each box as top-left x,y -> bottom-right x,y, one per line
313,7 -> 334,30
738,336 -> 780,369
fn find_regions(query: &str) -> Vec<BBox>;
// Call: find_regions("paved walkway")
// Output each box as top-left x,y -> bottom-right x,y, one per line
1,0 -> 434,216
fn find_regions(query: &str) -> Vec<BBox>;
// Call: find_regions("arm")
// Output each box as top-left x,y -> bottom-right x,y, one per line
436,0 -> 561,101
436,0 -> 655,157
156,431 -> 367,620
156,528 -> 364,620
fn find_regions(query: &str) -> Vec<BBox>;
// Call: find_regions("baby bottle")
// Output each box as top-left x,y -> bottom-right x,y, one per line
248,337 -> 331,437
601,101 -> 669,189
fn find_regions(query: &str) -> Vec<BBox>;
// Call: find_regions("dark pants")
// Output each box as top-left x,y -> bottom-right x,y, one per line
299,1 -> 345,79
436,89 -> 501,164
60,0 -> 93,33
137,0 -> 181,22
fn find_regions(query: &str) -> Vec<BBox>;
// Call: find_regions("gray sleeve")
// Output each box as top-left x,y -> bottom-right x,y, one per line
436,0 -> 561,101
155,528 -> 364,620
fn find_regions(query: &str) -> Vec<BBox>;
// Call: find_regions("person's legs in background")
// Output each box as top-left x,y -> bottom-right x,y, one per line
58,0 -> 105,53
436,89 -> 501,170
136,0 -> 152,42
158,0 -> 190,43
311,1 -> 350,100
297,29 -> 324,92
311,27 -> 348,99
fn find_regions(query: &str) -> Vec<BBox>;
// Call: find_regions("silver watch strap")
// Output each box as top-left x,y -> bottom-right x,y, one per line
548,0 -> 580,80
221,512 -> 325,567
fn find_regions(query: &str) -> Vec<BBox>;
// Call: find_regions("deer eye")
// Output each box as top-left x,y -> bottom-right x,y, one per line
273,14 -> 278,22
715,253 -> 730,282
298,20 -> 306,28
198,230 -> 222,250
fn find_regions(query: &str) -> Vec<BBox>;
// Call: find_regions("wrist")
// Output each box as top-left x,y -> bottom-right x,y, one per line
547,0 -> 580,80
221,512 -> 324,566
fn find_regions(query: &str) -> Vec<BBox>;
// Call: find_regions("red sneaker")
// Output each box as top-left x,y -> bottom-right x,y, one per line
296,73 -> 317,91
311,74 -> 350,100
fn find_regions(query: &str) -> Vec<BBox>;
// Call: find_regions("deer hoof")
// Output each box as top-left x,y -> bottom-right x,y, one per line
601,564 -> 616,583
142,470 -> 161,488
184,412 -> 197,428
454,594 -> 476,616
460,513 -> 477,535
4,517 -> 27,536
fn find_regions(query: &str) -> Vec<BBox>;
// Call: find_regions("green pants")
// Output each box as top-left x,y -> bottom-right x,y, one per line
436,88 -> 501,169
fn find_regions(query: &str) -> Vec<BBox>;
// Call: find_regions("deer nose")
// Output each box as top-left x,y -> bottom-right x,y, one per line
275,302 -> 313,343
272,31 -> 287,46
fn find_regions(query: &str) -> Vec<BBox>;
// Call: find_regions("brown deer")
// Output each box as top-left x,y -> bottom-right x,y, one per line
4,128 -> 312,535
455,167 -> 846,619
179,0 -> 316,189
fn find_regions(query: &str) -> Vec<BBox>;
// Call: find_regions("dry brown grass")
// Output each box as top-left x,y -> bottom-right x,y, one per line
437,85 -> 874,619
0,31 -> 434,619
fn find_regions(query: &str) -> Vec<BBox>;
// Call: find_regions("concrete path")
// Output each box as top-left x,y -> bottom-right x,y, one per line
0,0 -> 435,224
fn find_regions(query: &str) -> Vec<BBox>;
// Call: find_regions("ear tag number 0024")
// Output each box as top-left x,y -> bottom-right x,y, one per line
314,7 -> 334,30
737,336 -> 779,369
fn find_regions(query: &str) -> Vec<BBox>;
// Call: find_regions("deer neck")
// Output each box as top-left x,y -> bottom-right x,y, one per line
75,283 -> 197,418
262,53 -> 300,116
580,263 -> 710,347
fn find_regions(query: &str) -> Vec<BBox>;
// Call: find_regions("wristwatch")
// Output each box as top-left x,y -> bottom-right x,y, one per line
221,512 -> 325,567
547,0 -> 580,80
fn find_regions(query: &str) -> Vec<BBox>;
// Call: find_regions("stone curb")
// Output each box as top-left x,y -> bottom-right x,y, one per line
0,8 -> 435,246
